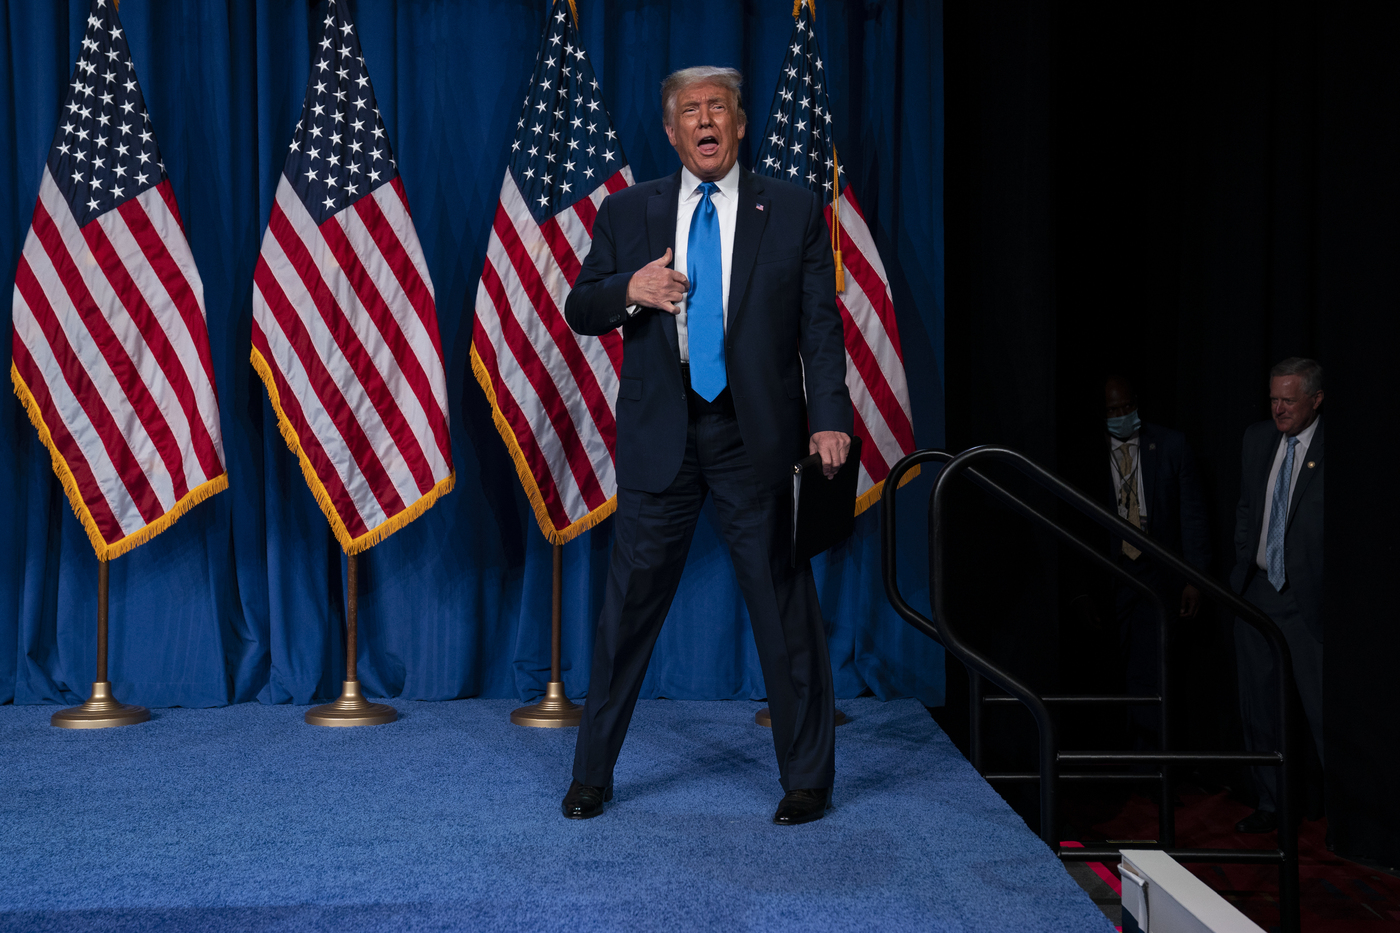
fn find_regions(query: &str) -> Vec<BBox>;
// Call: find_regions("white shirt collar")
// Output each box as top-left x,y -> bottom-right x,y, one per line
1285,415 -> 1320,450
680,161 -> 741,203
1108,431 -> 1141,449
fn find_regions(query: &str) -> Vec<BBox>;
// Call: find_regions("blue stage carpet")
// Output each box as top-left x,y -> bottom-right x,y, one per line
0,698 -> 1113,932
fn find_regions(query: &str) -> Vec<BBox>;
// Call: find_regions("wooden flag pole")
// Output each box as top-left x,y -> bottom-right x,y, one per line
511,543 -> 582,727
51,558 -> 150,729
306,552 -> 397,726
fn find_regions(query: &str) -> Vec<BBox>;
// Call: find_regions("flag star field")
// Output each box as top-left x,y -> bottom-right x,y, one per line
753,13 -> 843,195
48,1 -> 166,226
283,6 -> 398,226
511,7 -> 624,224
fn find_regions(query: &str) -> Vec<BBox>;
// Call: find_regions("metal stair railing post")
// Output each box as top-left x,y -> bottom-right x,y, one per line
884,449 -> 1178,841
880,446 -> 1300,933
929,466 -> 1182,846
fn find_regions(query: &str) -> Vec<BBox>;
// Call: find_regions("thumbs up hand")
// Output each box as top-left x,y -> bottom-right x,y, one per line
625,248 -> 689,315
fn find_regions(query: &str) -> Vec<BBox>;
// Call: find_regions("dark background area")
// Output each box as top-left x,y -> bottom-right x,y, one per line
937,1 -> 1398,868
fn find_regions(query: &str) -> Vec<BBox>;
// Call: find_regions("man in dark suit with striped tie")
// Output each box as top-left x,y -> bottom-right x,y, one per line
560,66 -> 852,825
1230,357 -> 1325,834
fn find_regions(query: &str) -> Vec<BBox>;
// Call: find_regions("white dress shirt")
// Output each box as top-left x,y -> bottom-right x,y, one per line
1255,415 -> 1320,571
671,162 -> 739,363
1109,434 -> 1148,521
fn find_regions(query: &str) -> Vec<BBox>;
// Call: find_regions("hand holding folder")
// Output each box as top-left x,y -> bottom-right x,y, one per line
790,435 -> 863,567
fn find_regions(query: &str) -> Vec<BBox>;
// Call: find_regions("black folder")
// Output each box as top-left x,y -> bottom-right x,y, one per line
790,435 -> 862,567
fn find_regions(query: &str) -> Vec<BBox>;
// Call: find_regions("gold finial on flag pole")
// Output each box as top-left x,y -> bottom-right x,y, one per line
792,0 -> 816,19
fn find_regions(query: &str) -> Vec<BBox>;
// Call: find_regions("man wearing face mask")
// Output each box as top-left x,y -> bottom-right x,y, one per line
1102,375 -> 1210,752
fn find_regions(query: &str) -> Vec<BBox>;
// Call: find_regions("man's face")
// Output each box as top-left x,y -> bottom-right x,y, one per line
1105,379 -> 1137,419
1269,375 -> 1323,436
664,81 -> 746,182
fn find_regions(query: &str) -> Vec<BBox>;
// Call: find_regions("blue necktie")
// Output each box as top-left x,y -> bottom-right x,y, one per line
1265,436 -> 1298,591
686,182 -> 726,402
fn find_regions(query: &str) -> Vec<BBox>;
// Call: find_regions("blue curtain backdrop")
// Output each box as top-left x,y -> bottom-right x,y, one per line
0,0 -> 945,709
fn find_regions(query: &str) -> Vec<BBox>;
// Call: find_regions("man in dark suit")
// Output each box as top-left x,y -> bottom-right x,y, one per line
1230,358 -> 1325,833
1101,376 -> 1210,750
560,66 -> 852,825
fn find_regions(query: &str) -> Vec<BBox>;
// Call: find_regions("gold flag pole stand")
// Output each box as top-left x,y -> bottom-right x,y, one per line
306,553 -> 397,727
511,543 -> 581,727
52,559 -> 150,729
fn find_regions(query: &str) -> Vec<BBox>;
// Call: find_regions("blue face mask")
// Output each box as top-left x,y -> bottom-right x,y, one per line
1106,410 -> 1141,440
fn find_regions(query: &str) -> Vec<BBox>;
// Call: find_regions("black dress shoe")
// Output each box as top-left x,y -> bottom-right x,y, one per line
773,787 -> 831,825
1235,809 -> 1278,834
561,780 -> 612,820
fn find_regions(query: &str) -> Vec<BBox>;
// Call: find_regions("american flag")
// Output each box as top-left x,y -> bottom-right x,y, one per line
470,1 -> 633,545
754,2 -> 918,513
251,0 -> 453,554
10,0 -> 227,560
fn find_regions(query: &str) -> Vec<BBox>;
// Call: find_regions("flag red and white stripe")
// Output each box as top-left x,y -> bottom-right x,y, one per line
11,0 -> 227,559
470,3 -> 632,544
828,188 -> 917,510
250,0 -> 452,553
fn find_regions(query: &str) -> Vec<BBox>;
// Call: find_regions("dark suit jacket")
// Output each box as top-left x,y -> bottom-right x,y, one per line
1106,422 -> 1211,573
564,167 -> 852,492
1230,418 -> 1325,640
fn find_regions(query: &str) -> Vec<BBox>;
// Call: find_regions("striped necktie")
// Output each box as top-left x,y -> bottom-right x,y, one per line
1118,443 -> 1142,560
1265,436 -> 1299,590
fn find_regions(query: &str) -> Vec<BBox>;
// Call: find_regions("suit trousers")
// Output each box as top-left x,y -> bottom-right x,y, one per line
1235,572 -> 1325,812
571,395 -> 837,793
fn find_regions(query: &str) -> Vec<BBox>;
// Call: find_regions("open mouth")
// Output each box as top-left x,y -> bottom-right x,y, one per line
696,135 -> 720,157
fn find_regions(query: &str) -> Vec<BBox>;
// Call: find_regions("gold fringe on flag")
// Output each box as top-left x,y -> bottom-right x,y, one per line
852,467 -> 921,517
469,343 -> 617,545
250,347 -> 455,555
11,363 -> 229,560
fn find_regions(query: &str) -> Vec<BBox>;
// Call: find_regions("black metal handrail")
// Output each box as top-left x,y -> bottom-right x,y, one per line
880,446 -> 1299,933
